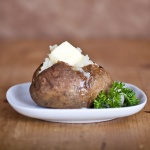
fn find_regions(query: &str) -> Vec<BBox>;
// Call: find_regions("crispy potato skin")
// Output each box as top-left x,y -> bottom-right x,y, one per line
30,62 -> 113,108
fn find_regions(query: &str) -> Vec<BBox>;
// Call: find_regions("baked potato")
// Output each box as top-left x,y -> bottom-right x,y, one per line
29,42 -> 113,108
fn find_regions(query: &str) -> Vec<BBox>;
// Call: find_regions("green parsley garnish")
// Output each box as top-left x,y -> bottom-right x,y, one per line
94,81 -> 140,108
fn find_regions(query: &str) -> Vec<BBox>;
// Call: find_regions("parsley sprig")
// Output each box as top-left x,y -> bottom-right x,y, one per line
94,82 -> 140,108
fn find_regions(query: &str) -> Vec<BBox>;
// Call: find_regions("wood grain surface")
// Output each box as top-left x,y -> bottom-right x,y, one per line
0,39 -> 150,150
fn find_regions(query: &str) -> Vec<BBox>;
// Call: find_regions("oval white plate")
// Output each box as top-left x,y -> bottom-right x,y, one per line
6,82 -> 147,123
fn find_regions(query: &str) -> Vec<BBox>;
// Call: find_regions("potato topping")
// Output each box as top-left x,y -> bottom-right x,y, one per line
49,41 -> 83,66
40,41 -> 93,73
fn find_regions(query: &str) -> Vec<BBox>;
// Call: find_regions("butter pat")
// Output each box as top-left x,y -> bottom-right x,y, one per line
49,41 -> 83,66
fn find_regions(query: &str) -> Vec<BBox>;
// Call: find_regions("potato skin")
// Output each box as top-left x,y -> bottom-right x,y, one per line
30,62 -> 113,108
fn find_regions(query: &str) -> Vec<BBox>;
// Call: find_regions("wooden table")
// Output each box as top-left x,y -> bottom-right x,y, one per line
0,39 -> 150,150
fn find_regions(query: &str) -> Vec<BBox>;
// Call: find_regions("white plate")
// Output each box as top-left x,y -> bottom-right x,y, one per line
6,82 -> 147,123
